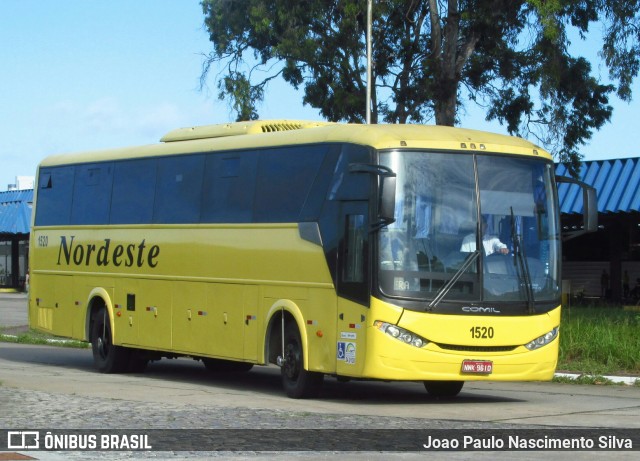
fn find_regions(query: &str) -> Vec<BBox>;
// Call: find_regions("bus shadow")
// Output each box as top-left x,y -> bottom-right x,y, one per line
141,359 -> 522,405
320,378 -> 522,404
0,344 -> 522,404
141,358 -> 286,397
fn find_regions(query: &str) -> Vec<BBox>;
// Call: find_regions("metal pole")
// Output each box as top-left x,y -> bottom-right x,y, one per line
366,0 -> 372,124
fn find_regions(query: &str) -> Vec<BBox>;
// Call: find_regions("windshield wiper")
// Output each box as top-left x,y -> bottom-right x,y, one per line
428,250 -> 480,311
511,208 -> 535,314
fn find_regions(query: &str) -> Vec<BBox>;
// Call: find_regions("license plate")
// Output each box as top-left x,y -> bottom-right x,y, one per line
461,360 -> 493,374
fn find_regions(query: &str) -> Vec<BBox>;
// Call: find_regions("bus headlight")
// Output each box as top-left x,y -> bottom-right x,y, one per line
525,327 -> 558,351
374,321 -> 428,348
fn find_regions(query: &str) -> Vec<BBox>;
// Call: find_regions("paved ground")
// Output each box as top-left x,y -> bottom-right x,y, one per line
1,292 -> 638,460
0,291 -> 29,331
2,344 -> 638,461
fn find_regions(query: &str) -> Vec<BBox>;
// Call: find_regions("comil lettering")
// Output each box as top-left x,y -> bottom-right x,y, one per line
57,236 -> 160,268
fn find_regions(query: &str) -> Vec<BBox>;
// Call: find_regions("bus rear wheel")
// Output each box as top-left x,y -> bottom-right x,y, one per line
90,306 -> 130,373
423,380 -> 464,398
281,323 -> 323,399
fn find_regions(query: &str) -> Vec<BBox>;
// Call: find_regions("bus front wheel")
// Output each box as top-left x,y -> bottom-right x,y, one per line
281,324 -> 323,399
90,307 -> 130,373
423,380 -> 464,398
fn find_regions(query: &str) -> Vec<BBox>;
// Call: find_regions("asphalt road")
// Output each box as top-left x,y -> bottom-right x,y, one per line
0,291 -> 29,328
1,292 -> 639,459
1,342 -> 639,428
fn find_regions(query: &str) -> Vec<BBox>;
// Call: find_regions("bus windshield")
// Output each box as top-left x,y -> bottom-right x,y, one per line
378,151 -> 560,311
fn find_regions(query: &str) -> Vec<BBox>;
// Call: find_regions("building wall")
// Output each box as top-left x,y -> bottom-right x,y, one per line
562,212 -> 640,302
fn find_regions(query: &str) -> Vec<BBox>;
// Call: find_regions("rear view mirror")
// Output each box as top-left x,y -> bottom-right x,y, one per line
379,174 -> 396,222
556,175 -> 598,240
349,163 -> 397,229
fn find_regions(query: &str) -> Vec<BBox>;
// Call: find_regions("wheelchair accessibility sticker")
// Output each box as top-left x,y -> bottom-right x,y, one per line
337,341 -> 356,364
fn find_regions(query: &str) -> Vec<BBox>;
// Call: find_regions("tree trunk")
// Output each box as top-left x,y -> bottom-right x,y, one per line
431,0 -> 459,127
434,78 -> 457,126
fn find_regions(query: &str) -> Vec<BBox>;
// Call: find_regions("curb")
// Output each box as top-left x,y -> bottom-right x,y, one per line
554,372 -> 639,386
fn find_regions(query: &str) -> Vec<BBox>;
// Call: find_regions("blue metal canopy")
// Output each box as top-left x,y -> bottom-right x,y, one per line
0,190 -> 33,234
556,157 -> 640,215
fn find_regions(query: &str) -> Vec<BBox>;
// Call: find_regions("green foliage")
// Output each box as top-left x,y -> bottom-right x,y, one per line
201,1 -> 640,176
558,307 -> 640,375
202,0 -> 368,123
600,0 -> 640,101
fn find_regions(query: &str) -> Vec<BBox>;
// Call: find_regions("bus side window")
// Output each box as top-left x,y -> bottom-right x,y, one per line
154,155 -> 205,224
34,166 -> 75,226
71,163 -> 114,225
202,153 -> 258,223
110,158 -> 157,224
254,146 -> 326,222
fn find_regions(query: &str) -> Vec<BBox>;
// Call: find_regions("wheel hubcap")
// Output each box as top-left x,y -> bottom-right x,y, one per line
96,329 -> 108,359
283,344 -> 300,379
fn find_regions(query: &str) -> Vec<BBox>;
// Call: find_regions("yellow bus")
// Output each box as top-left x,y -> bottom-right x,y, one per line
29,120 -> 596,398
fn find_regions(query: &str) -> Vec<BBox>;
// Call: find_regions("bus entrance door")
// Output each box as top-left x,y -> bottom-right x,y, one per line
336,201 -> 369,377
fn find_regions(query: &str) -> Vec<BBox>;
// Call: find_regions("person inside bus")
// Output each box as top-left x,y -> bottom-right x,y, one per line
460,216 -> 509,256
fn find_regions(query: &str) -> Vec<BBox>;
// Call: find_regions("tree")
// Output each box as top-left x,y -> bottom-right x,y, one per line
200,0 -> 640,175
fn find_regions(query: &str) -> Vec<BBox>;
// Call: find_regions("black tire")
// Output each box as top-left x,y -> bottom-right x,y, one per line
203,358 -> 254,373
90,306 -> 130,373
423,380 -> 464,398
281,322 -> 323,398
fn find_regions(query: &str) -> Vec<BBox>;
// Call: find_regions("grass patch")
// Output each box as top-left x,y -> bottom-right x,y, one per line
0,328 -> 88,349
552,374 -> 616,385
558,306 -> 640,376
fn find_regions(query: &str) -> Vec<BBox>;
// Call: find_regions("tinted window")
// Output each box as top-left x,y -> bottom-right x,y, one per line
110,158 -> 157,224
298,145 -> 341,221
327,144 -> 371,201
201,152 -> 258,223
343,214 -> 366,283
35,144 -> 340,227
254,146 -> 327,222
70,163 -> 114,225
338,203 -> 370,305
35,166 -> 75,226
154,155 -> 205,223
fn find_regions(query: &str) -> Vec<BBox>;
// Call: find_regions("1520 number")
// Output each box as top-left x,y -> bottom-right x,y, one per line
470,326 -> 494,339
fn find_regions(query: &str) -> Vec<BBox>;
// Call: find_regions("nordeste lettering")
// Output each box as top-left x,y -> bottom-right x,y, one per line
57,236 -> 160,268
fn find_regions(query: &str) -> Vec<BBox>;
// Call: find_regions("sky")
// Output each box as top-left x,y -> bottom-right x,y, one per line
1,0 -> 639,191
